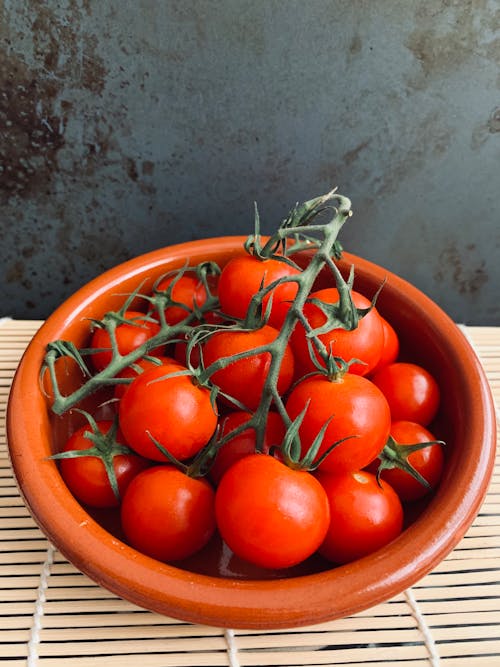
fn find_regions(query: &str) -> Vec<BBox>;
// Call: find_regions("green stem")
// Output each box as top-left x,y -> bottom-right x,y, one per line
47,321 -> 193,415
45,190 -> 354,453
248,194 -> 352,449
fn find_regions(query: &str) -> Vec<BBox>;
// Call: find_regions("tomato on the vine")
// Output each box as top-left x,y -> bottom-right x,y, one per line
202,325 -> 294,411
209,410 -> 286,485
290,288 -> 385,376
217,255 -> 301,328
285,372 -> 391,472
316,469 -> 403,564
90,311 -> 162,372
215,453 -> 330,569
155,273 -> 215,325
121,465 -> 216,562
370,420 -> 445,501
118,364 -> 218,462
58,420 -> 149,508
371,362 -> 440,426
113,355 -> 183,400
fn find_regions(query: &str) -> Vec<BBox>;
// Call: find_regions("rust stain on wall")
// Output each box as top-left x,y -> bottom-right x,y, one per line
1,1 -> 108,202
406,1 -> 499,87
29,3 -> 107,96
342,140 -> 371,167
434,242 -> 489,295
0,50 -> 65,202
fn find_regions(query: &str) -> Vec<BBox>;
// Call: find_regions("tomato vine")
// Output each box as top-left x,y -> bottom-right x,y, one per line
42,189 -> 392,471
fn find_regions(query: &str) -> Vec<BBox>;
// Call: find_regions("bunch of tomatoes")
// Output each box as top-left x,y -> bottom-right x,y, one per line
47,194 -> 445,572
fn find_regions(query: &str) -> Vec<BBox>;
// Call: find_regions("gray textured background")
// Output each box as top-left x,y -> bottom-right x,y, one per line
1,0 -> 499,323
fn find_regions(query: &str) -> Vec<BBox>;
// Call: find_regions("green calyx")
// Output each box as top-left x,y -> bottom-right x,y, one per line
146,427 -> 221,479
274,401 -> 356,471
375,435 -> 445,489
150,261 -> 221,327
48,410 -> 136,502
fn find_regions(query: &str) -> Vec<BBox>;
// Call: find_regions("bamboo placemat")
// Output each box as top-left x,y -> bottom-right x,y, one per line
1,318 -> 498,667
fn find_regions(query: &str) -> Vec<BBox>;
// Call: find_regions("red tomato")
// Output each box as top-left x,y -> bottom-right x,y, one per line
217,255 -> 300,328
118,364 -> 218,462
373,420 -> 445,501
316,469 -> 403,564
155,273 -> 213,324
290,288 -> 384,376
113,355 -> 183,399
90,311 -> 162,372
370,316 -> 400,373
285,373 -> 391,472
121,466 -> 216,562
202,325 -> 295,411
209,411 -> 286,485
371,362 -> 440,426
58,421 -> 149,508
215,454 -> 330,569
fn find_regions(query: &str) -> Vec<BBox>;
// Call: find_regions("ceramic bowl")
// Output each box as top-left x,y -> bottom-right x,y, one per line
7,237 -> 496,629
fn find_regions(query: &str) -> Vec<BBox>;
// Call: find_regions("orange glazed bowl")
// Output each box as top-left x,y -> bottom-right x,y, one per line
6,237 -> 497,629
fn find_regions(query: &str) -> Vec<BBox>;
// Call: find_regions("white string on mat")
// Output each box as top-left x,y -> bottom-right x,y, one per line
404,587 -> 440,666
0,316 -> 13,327
27,542 -> 55,667
223,628 -> 240,667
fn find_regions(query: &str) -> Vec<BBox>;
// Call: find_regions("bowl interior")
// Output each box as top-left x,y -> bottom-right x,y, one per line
7,237 -> 496,628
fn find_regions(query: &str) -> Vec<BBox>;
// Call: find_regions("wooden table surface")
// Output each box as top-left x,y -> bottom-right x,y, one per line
1,319 -> 499,667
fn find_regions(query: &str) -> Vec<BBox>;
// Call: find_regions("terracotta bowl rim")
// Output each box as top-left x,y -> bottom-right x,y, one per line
6,236 -> 497,629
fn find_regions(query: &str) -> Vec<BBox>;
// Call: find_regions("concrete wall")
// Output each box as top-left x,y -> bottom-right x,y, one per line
1,1 -> 499,323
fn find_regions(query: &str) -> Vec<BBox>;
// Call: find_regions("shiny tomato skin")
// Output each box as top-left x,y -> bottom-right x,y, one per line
217,255 -> 300,328
290,288 -> 384,377
209,411 -> 286,485
113,355 -> 183,400
118,364 -> 218,462
215,453 -> 330,569
90,311 -> 162,372
371,362 -> 440,426
316,469 -> 403,564
59,421 -> 149,508
285,373 -> 391,472
203,325 -> 295,411
370,316 -> 400,374
121,466 -> 216,562
156,274 -> 212,325
376,420 -> 445,501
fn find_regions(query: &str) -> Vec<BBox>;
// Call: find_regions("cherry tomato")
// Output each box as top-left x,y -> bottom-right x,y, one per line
209,411 -> 286,485
373,420 -> 445,501
202,325 -> 295,411
290,288 -> 384,376
118,364 -> 218,462
370,316 -> 400,373
58,421 -> 149,508
285,373 -> 391,472
155,273 -> 215,324
121,466 -> 216,562
215,453 -> 330,569
113,355 -> 183,400
217,255 -> 301,328
371,362 -> 440,426
316,469 -> 403,564
90,311 -> 162,372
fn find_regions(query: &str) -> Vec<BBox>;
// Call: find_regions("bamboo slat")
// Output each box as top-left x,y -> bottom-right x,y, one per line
0,319 -> 499,667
